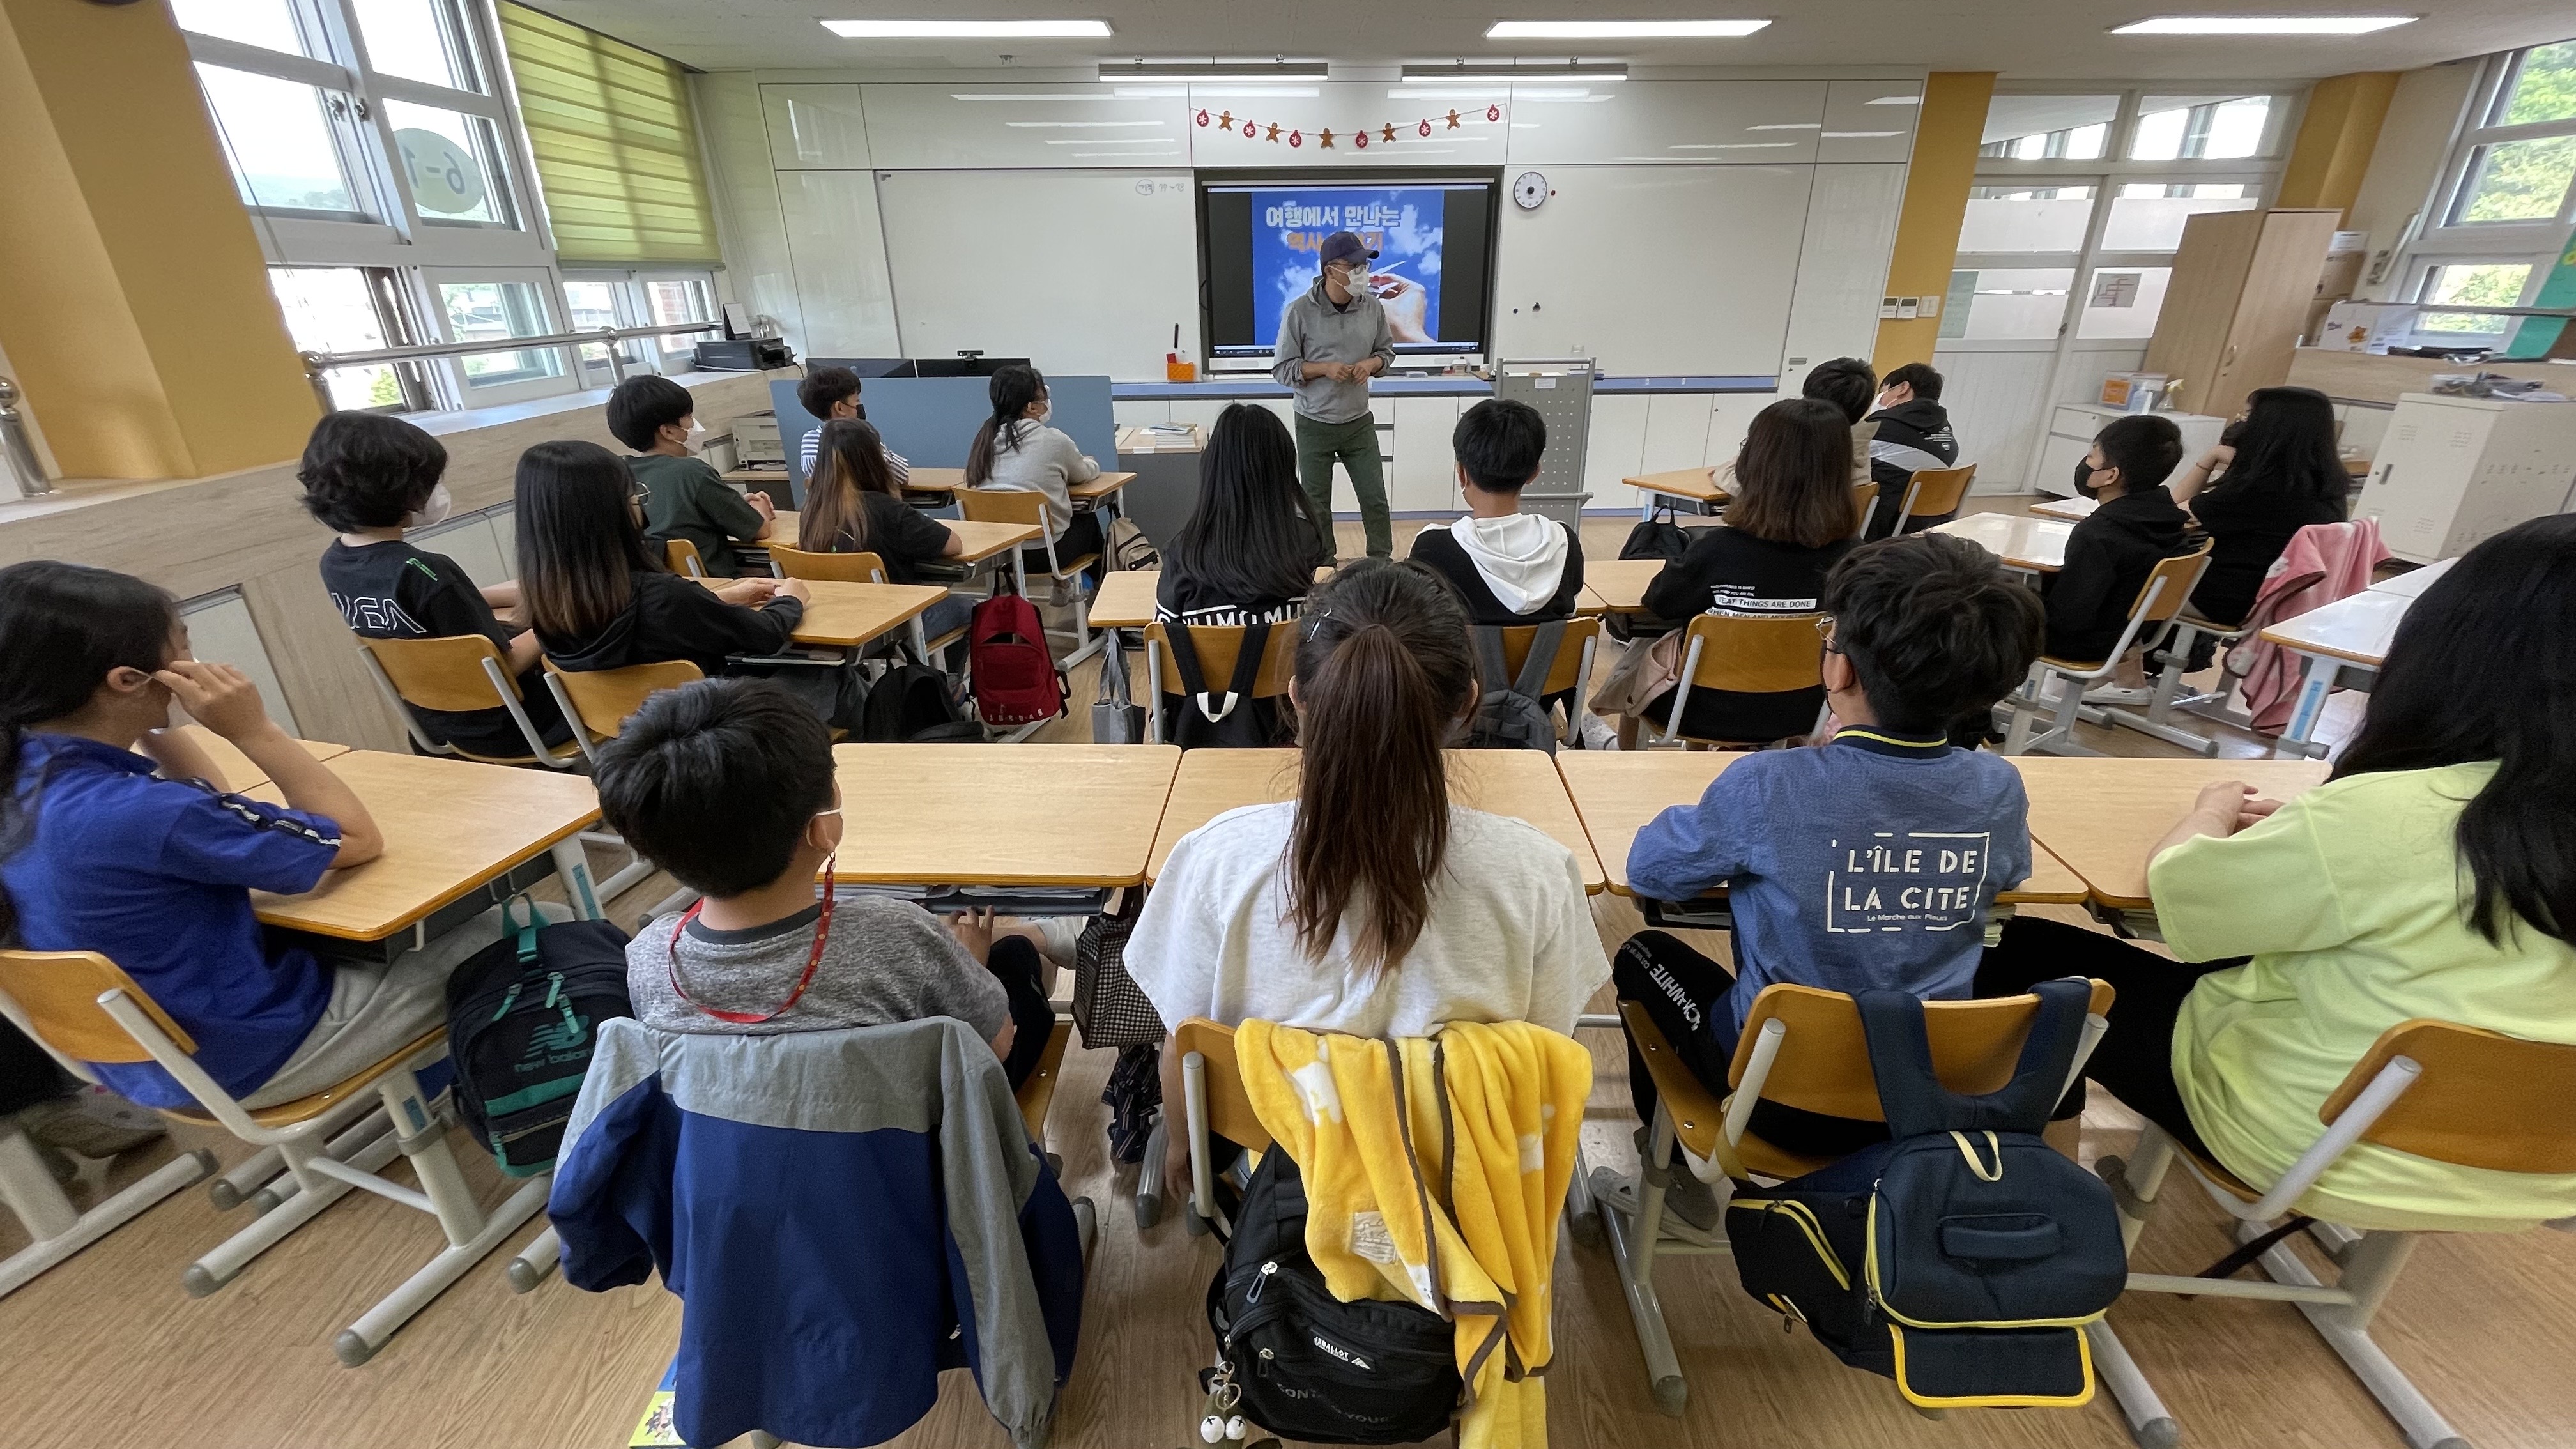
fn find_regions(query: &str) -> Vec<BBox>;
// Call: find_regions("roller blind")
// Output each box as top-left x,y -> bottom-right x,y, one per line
497,3 -> 720,266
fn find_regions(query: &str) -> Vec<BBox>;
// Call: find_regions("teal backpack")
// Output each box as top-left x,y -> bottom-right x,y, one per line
442,897 -> 633,1176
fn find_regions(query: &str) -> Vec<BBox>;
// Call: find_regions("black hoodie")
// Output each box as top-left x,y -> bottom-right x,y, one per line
1862,397 -> 1960,536
540,569 -> 804,678
2041,485 -> 2193,663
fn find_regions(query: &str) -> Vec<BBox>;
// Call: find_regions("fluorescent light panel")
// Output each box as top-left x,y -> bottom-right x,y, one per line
1486,19 -> 1770,38
1399,61 -> 1628,80
825,19 -> 1112,38
2110,14 -> 2415,33
1101,59 -> 1330,80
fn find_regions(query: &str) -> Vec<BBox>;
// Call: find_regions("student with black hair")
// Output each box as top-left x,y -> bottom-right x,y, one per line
595,677 -> 1054,1083
1800,356 -> 1880,488
1980,515 -> 2576,1228
302,412 -> 570,756
793,366 -> 911,487
964,365 -> 1104,585
803,417 -> 971,646
1614,533 -> 2043,1223
1156,402 -> 1330,629
608,374 -> 774,578
1862,360 -> 1960,537
2045,413 -> 2193,676
1407,398 -> 1584,624
2170,384 -> 2350,627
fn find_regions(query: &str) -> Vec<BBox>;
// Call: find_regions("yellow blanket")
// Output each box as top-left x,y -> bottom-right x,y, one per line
1237,1020 -> 1591,1449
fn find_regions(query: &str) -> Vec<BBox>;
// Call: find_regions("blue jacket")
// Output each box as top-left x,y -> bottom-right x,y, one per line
550,1017 -> 1085,1449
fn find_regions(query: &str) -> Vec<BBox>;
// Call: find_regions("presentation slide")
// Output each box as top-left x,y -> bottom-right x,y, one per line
1201,177 -> 1496,359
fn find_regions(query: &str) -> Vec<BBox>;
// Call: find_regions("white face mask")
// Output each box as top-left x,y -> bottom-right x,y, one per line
403,481 -> 454,530
686,418 -> 707,441
1033,400 -> 1052,424
1335,263 -> 1371,296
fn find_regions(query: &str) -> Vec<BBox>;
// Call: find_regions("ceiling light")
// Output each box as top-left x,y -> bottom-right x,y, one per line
1399,61 -> 1628,80
1100,59 -> 1329,82
1004,119 -> 1167,127
824,19 -> 1113,38
1868,95 -> 1921,105
1486,19 -> 1770,38
1823,130 -> 1902,137
1748,122 -> 1820,130
2109,14 -> 2415,33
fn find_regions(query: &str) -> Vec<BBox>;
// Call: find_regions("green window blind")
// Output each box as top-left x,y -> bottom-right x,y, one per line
498,4 -> 719,266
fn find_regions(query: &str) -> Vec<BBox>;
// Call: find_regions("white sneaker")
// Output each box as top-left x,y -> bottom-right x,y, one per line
1579,713 -> 1620,751
1034,915 -> 1082,969
2083,685 -> 2152,707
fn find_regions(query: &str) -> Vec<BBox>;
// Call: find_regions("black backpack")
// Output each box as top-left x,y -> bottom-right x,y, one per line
1162,620 -> 1288,749
1722,979 -> 2126,1410
443,897 -> 633,1177
1203,1148 -> 1462,1445
862,661 -> 979,742
1459,620 -> 1562,753
1620,503 -> 1691,562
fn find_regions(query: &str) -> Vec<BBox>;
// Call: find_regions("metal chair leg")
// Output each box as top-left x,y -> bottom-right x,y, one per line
0,1128 -> 215,1299
1598,1101 -> 1688,1416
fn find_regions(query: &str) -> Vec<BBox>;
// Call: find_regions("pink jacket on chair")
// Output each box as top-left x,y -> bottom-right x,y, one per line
2227,517 -> 2389,734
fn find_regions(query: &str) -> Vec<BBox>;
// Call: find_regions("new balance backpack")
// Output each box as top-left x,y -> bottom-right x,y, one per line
1204,1147 -> 1461,1445
443,897 -> 632,1176
969,589 -> 1068,726
1460,620 -> 1563,753
1722,979 -> 2127,1410
1162,620 -> 1287,749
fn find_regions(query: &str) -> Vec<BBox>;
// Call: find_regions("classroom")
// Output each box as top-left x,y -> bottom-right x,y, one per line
3,2 -> 2576,1446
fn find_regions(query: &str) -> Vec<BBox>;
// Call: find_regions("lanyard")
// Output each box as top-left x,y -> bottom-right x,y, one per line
664,857 -> 836,1024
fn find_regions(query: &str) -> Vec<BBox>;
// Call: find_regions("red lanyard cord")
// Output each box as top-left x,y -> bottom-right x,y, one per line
665,857 -> 836,1024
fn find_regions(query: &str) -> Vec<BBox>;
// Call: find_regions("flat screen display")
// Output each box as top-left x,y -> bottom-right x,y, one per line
1199,175 -> 1498,360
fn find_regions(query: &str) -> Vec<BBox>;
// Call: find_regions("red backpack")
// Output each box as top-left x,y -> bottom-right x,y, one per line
968,590 -> 1068,726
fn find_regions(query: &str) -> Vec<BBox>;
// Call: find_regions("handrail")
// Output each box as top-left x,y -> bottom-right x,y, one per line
1,377 -> 52,500
300,320 -> 728,413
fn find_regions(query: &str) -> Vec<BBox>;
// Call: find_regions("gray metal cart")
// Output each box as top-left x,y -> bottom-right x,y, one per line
1494,357 -> 1597,529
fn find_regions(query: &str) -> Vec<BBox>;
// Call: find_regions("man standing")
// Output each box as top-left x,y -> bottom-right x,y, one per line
1273,230 -> 1398,560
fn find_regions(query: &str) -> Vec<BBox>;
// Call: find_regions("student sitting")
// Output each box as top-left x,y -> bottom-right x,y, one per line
594,677 -> 1054,1084
1979,514 -> 2576,1229
802,418 -> 974,648
1625,397 -> 1860,747
965,364 -> 1103,587
1861,361 -> 1960,538
517,441 -> 860,728
1126,560 -> 1614,1202
302,412 -> 571,758
2048,413 -> 2193,698
1156,402 -> 1330,629
1616,533 -> 2043,1222
609,375 -> 774,578
2170,385 -> 2350,628
1717,358 -> 1877,494
0,561 -> 556,1110
1407,398 -> 1584,625
793,365 -> 911,487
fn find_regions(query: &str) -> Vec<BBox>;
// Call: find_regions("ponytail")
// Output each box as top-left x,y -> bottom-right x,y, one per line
1287,560 -> 1476,976
804,417 -> 897,554
964,364 -> 1046,487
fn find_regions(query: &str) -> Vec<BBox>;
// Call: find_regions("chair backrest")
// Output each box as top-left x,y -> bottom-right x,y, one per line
1850,480 -> 1880,537
361,635 -> 518,713
769,544 -> 887,585
1901,464 -> 1977,521
664,538 -> 706,579
1725,980 -> 2115,1121
1176,1018 -> 1273,1153
2320,1019 -> 2576,1174
0,949 -> 194,1063
542,657 -> 705,740
1682,611 -> 1827,695
2129,541 -> 2214,626
1144,620 -> 1296,699
1495,615 -> 1602,696
957,487 -> 1048,530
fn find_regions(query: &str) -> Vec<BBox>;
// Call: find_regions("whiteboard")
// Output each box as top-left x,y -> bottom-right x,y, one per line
876,170 -> 1201,378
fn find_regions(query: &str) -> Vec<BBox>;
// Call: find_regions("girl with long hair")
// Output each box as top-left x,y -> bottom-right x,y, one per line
2170,384 -> 2350,625
803,417 -> 974,646
1157,403 -> 1330,627
963,365 -> 1106,583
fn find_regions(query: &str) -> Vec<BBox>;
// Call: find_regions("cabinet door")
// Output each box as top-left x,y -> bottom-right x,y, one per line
2143,209 -> 2260,415
2205,210 -> 2342,417
1390,396 -> 1463,512
1641,394 -> 1714,474
1584,395 -> 1650,504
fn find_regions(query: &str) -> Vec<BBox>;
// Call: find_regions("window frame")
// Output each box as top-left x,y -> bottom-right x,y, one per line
2393,40 -> 2576,344
558,268 -> 723,384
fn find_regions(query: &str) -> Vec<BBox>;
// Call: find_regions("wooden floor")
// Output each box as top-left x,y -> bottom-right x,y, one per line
2,497 -> 2527,1449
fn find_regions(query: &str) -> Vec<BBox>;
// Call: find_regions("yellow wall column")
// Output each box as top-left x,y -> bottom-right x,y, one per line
0,0 -> 317,482
2277,72 -> 2402,218
1873,72 -> 1996,376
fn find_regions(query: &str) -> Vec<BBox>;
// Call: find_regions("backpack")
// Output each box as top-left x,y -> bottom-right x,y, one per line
1722,979 -> 2126,1411
1203,1148 -> 1462,1445
861,660 -> 967,742
1108,518 -> 1161,571
443,897 -> 633,1177
1621,503 -> 1690,562
1162,620 -> 1287,749
1460,620 -> 1562,753
969,589 -> 1068,727
1070,887 -> 1160,1048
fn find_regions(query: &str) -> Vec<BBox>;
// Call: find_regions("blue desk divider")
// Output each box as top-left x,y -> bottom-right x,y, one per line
862,374 -> 1120,475
768,379 -> 821,503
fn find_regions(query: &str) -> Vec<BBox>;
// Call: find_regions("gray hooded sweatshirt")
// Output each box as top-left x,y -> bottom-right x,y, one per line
1271,277 -> 1397,424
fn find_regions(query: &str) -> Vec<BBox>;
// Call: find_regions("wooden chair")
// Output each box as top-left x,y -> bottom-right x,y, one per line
358,636 -> 579,769
1595,981 -> 2113,1416
1647,611 -> 1829,749
663,538 -> 706,579
1141,620 -> 1296,745
1172,1018 -> 1276,1236
2002,542 -> 2212,757
0,950 -> 550,1363
541,658 -> 705,767
1889,463 -> 1978,535
1495,616 -> 1604,726
1850,480 -> 1881,540
770,545 -> 969,664
1016,1020 -> 1074,1147
960,487 -> 1100,661
2094,1020 -> 2576,1449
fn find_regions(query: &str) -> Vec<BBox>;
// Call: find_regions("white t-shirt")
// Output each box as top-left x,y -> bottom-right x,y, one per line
1126,801 -> 1611,1039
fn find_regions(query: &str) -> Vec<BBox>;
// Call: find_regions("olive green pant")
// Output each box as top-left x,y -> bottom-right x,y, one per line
1294,411 -> 1390,561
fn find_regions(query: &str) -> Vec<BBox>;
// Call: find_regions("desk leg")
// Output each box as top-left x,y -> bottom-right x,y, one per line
2278,654 -> 2335,758
549,838 -> 603,919
1011,551 -> 1028,599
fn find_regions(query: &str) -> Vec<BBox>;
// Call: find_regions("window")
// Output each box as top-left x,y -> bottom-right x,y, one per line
1942,268 -> 2076,339
2102,181 -> 2259,250
560,270 -> 720,381
2129,95 -> 2277,160
1980,96 -> 2117,160
1959,185 -> 2097,252
434,275 -> 564,391
383,98 -> 518,226
2397,38 -> 2576,358
194,64 -> 374,219
268,266 -> 430,409
2495,40 -> 2576,126
2447,135 -> 2576,224
351,0 -> 487,91
2414,262 -> 2536,342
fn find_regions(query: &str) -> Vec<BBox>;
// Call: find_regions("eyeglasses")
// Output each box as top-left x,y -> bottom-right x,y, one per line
1814,615 -> 1841,654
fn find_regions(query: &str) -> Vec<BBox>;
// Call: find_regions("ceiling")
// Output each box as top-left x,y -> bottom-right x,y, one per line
530,1 -> 2572,82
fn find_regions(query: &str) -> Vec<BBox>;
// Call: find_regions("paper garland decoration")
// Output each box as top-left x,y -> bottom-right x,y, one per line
1197,102 -> 1506,149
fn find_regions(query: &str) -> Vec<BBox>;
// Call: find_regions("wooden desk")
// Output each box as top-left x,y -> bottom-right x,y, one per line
1626,466 -> 1725,514
1556,750 -> 2085,903
2369,556 -> 2456,599
1071,472 -> 1137,504
1930,513 -> 2073,573
769,509 -> 802,547
2030,495 -> 2097,522
2011,756 -> 2329,910
1144,748 -> 1606,892
247,751 -> 602,941
788,579 -> 947,649
1582,558 -> 1664,616
1118,424 -> 1204,452
1089,569 -> 1160,630
829,744 -> 1181,887
174,727 -> 350,792
897,468 -> 1139,505
2257,589 -> 2412,749
947,519 -> 1043,564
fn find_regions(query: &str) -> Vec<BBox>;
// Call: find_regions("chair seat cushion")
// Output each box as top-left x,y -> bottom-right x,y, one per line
160,1026 -> 448,1130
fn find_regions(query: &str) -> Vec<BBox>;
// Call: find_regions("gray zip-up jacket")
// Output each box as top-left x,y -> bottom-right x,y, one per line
1271,277 -> 1397,424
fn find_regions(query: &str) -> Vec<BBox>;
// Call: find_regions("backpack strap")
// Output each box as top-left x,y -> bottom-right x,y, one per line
497,892 -> 542,965
1168,621 -> 1269,723
1855,978 -> 2090,1137
1470,624 -> 1514,694
1512,618 -> 1565,700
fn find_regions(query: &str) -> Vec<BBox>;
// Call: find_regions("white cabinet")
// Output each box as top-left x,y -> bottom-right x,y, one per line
2357,394 -> 2576,564
1583,395 -> 1650,503
763,86 -> 871,168
1390,395 -> 1464,513
1640,394 -> 1713,473
2035,403 -> 2225,497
